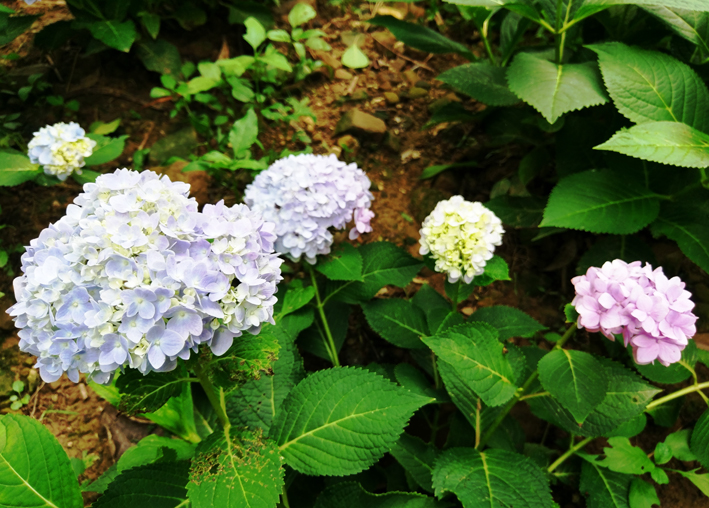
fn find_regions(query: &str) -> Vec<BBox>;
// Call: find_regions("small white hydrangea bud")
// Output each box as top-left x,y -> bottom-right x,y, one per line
27,122 -> 97,181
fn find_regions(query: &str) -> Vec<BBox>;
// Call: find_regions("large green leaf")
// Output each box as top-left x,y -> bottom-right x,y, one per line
313,482 -> 446,508
389,433 -> 440,492
486,196 -> 545,228
0,149 -> 41,186
298,301 -> 350,360
229,108 -> 259,158
276,286 -> 315,319
92,461 -> 189,507
325,242 -> 424,304
0,414 -> 83,508
136,39 -> 181,77
589,42 -> 709,132
117,368 -> 188,415
595,437 -> 655,475
270,367 -> 431,476
84,134 -> 128,166
226,328 -> 305,432
540,170 -> 660,234
468,306 -> 545,340
507,52 -> 608,124
643,7 -> 709,58
422,322 -> 518,407
596,121 -> 709,168
432,448 -> 554,508
437,62 -> 520,106
632,339 -> 696,384
690,408 -> 709,470
580,0 -> 709,14
315,242 -> 363,281
187,427 -> 284,508
538,349 -> 609,423
412,284 -> 451,334
369,16 -> 474,59
79,19 -> 137,52
528,358 -> 661,437
579,458 -> 632,508
0,14 -> 39,46
651,202 -> 709,272
362,298 -> 429,349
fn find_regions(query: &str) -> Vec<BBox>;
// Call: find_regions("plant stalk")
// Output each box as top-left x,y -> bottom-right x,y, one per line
646,380 -> 709,411
481,15 -> 498,66
547,436 -> 594,473
451,280 -> 460,313
193,361 -> 230,431
281,485 -> 291,508
308,266 -> 341,367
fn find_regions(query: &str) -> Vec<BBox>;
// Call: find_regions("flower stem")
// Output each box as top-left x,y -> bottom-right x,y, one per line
451,280 -> 460,313
308,266 -> 341,367
281,485 -> 291,508
193,361 -> 230,431
646,380 -> 709,411
548,436 -> 594,474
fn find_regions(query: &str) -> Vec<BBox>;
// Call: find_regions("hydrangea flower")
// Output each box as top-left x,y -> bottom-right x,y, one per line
243,154 -> 374,264
24,0 -> 40,4
8,168 -> 283,384
27,122 -> 97,181
419,196 -> 504,284
571,260 -> 697,366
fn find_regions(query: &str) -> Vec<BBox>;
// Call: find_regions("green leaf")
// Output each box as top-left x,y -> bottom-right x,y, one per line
117,368 -> 187,415
663,429 -> 697,461
538,349 -> 609,423
140,12 -> 160,39
270,366 -> 432,476
227,328 -> 305,432
207,328 -> 280,389
187,427 -> 284,508
472,255 -> 511,286
136,39 -> 181,77
288,3 -> 316,27
578,0 -> 709,15
605,413 -> 647,439
389,433 -> 439,492
528,358 -> 661,437
432,448 -> 554,508
675,469 -> 709,496
580,459 -> 632,508
654,441 -> 673,465
90,118 -> 121,135
141,382 -> 200,443
596,437 -> 655,474
0,149 -> 41,186
84,134 -> 128,166
267,29 -> 291,42
437,62 -> 520,106
420,161 -> 477,180
540,170 -> 660,234
486,196 -> 545,228
0,14 -> 39,46
362,298 -> 428,349
468,305 -> 545,340
92,461 -> 189,508
589,42 -> 709,132
80,19 -> 137,52
422,322 -> 518,407
277,286 -> 315,319
313,482 -> 446,508
597,122 -> 709,168
690,408 -> 709,470
326,242 -> 423,304
369,16 -> 474,59
629,478 -> 660,508
342,44 -> 370,69
632,339 -> 696,384
394,363 -> 447,402
577,236 -> 656,275
243,17 -> 266,50
643,7 -> 709,58
186,76 -> 220,95
298,301 -> 349,360
0,414 -> 83,508
229,108 -> 259,158
315,243 -> 363,281
651,201 -> 709,272
507,52 -> 608,124
412,284 -> 451,334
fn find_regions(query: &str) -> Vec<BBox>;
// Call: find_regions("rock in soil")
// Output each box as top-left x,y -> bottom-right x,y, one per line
153,160 -> 211,206
335,109 -> 387,138
148,127 -> 199,165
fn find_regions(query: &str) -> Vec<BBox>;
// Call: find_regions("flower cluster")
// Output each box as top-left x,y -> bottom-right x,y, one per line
572,260 -> 697,366
419,196 -> 504,284
243,154 -> 374,264
8,169 -> 283,384
28,122 -> 97,181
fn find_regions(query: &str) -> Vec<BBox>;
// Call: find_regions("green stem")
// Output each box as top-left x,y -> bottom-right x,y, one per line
481,15 -> 498,66
193,362 -> 230,431
475,397 -> 482,448
451,280 -> 460,313
308,266 -> 341,367
554,0 -> 573,65
646,380 -> 709,411
477,324 -> 576,449
281,485 -> 291,508
432,351 -> 442,390
548,436 -> 594,473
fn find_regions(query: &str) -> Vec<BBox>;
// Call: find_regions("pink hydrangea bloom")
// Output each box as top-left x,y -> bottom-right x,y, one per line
571,260 -> 697,367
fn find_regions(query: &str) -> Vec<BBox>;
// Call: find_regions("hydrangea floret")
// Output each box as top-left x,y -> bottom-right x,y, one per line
7,169 -> 283,384
27,122 -> 97,181
572,260 -> 697,366
243,153 -> 374,264
419,196 -> 504,284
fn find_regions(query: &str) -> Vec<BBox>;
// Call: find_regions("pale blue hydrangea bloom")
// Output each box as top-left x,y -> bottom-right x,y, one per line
28,122 -> 97,181
244,154 -> 374,264
8,168 -> 283,384
24,0 -> 41,4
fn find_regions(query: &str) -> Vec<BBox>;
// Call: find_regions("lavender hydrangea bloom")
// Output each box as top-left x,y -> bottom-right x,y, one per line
571,260 -> 697,367
8,168 -> 283,384
27,122 -> 97,181
244,154 -> 374,263
24,0 -> 40,4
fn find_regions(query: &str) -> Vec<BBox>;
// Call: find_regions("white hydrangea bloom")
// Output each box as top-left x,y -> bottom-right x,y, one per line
419,196 -> 504,284
244,154 -> 374,264
27,122 -> 97,181
8,169 -> 283,384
